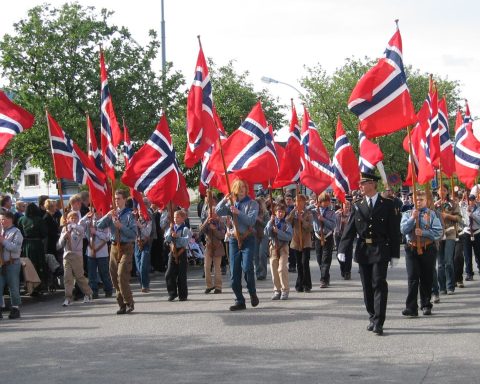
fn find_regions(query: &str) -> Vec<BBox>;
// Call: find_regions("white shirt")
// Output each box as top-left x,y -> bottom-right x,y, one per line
366,193 -> 379,209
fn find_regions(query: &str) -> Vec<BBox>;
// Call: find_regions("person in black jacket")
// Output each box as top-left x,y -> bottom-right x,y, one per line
338,172 -> 400,336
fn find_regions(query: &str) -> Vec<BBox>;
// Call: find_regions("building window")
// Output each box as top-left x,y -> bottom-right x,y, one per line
24,174 -> 39,187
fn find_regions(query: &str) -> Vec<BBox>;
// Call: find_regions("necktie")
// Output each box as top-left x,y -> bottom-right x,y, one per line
368,198 -> 373,214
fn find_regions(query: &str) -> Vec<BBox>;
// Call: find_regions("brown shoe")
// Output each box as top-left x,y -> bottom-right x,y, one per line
141,288 -> 150,293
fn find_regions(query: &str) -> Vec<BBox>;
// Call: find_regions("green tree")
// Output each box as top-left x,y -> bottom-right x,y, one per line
301,57 -> 461,184
0,3 -> 185,192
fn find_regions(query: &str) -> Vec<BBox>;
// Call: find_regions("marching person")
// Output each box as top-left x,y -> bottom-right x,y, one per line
338,172 -> 400,336
216,179 -> 259,311
265,203 -> 293,300
133,209 -> 153,293
164,209 -> 190,301
400,190 -> 443,316
462,194 -> 480,281
335,197 -> 353,280
199,199 -> 226,295
286,194 -> 313,293
312,192 -> 336,288
0,211 -> 24,319
57,211 -> 93,307
97,189 -> 136,314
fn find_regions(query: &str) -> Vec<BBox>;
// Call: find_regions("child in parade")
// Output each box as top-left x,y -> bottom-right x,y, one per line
133,209 -> 153,293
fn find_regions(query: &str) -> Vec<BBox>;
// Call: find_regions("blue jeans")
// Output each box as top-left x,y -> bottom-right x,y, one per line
229,235 -> 256,304
135,243 -> 151,289
254,236 -> 268,279
87,257 -> 113,294
0,262 -> 21,306
437,239 -> 455,292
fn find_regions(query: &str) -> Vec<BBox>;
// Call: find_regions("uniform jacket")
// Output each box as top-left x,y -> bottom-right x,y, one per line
338,194 -> 400,264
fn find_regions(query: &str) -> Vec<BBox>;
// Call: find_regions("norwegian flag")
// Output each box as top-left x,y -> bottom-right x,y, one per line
299,106 -> 333,194
100,50 -> 122,180
199,107 -> 228,196
427,83 -> 440,168
121,115 -> 189,209
184,46 -> 218,168
86,115 -> 110,215
333,118 -> 360,203
438,96 -> 455,177
123,122 -> 150,220
47,112 -> 106,192
348,26 -> 417,138
358,130 -> 384,173
0,91 -> 34,154
403,102 -> 435,186
207,101 -> 279,184
272,104 -> 302,188
454,105 -> 480,188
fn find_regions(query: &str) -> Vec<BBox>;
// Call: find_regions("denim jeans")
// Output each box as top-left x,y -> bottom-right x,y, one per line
0,262 -> 21,307
254,236 -> 268,279
464,233 -> 480,276
87,257 -> 113,294
135,243 -> 151,289
229,235 -> 256,304
437,239 -> 455,292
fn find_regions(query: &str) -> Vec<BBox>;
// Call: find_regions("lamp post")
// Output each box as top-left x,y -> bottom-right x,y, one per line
261,76 -> 306,99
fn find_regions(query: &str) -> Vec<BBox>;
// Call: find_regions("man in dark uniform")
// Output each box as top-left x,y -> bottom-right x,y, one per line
338,172 -> 400,335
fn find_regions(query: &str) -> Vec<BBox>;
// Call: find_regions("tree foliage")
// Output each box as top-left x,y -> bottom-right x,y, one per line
300,57 -> 461,184
0,3 -> 185,192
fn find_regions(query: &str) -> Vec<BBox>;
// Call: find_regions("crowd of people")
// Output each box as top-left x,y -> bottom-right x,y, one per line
1,174 -> 479,336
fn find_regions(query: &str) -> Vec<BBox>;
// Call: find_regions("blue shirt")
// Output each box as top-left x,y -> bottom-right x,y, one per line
97,207 -> 136,242
400,208 -> 443,242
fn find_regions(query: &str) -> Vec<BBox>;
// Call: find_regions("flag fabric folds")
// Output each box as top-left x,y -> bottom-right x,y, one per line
100,50 -> 122,180
184,46 -> 218,168
272,105 -> 302,188
348,27 -> 417,138
299,106 -> 333,194
121,115 -> 189,209
454,106 -> 480,188
207,101 -> 279,185
437,97 -> 455,177
123,122 -> 150,220
0,91 -> 35,154
47,112 -> 106,193
332,118 -> 360,203
358,131 -> 384,173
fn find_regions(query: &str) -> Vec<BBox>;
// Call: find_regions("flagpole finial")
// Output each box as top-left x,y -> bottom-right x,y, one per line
290,98 -> 294,110
197,35 -> 202,49
394,19 -> 399,28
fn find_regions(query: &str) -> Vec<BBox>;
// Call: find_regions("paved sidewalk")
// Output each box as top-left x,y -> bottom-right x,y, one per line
2,254 -> 480,384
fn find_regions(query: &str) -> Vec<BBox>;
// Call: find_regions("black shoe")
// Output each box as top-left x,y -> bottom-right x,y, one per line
126,303 -> 134,313
295,287 -> 304,292
0,311 -> 2,319
168,295 -> 178,302
8,307 -> 20,319
402,308 -> 418,317
179,297 -> 187,302
213,289 -> 222,294
465,275 -> 473,281
116,306 -> 127,315
345,272 -> 351,280
422,307 -> 432,316
229,303 -> 246,311
372,324 -> 383,335
250,293 -> 259,307
204,287 -> 215,294
92,292 -> 99,300
304,288 -> 311,293
105,291 -> 113,298
366,321 -> 375,331
320,281 -> 328,288
256,276 -> 266,281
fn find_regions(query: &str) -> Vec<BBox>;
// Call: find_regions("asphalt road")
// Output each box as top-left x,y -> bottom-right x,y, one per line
2,253 -> 480,384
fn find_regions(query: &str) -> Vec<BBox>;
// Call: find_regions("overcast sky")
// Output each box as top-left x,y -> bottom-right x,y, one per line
2,0 -> 479,126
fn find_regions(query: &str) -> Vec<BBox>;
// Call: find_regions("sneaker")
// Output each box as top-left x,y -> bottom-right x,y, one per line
447,290 -> 454,295
141,288 -> 150,293
126,303 -> 134,313
167,295 -> 177,302
83,295 -> 92,304
432,294 -> 440,304
8,307 -> 20,319
320,281 -> 328,289
422,307 -> 432,316
271,291 -> 281,300
62,299 -> 70,307
204,287 -> 215,294
465,275 -> 473,281
280,292 -> 289,300
440,290 -> 447,295
458,282 -> 465,288
116,305 -> 127,315
213,289 -> 222,294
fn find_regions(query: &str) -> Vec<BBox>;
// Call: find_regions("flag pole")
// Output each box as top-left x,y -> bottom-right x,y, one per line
296,182 -> 303,250
407,125 -> 423,255
268,180 -> 280,259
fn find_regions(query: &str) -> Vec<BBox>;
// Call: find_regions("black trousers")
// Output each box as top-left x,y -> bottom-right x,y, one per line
165,252 -> 188,299
315,235 -> 334,283
295,248 -> 312,291
288,245 -> 297,270
335,234 -> 353,276
405,244 -> 436,311
358,259 -> 389,327
454,236 -> 465,283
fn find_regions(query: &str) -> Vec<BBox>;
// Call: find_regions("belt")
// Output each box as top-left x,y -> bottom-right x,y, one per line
315,231 -> 333,240
361,238 -> 385,245
407,239 -> 434,249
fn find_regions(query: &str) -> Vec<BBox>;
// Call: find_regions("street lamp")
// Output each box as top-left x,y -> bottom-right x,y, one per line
261,76 -> 306,99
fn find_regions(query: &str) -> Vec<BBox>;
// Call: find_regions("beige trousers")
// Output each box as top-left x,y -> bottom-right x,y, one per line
269,244 -> 289,293
204,253 -> 222,290
110,243 -> 134,307
64,252 -> 93,299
